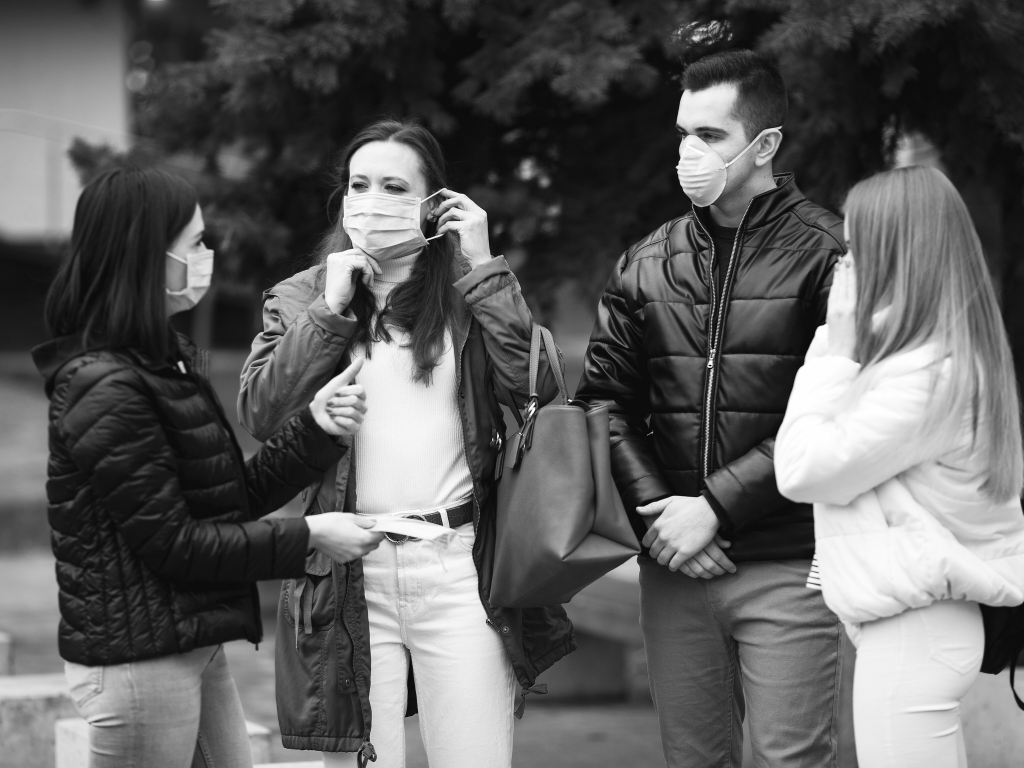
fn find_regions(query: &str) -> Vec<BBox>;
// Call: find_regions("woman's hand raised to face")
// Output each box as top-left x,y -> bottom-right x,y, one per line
430,189 -> 492,267
324,249 -> 381,315
306,513 -> 384,562
827,254 -> 858,360
309,358 -> 366,437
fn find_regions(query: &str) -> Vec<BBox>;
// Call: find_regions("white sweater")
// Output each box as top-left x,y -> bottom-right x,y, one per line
350,253 -> 474,515
775,325 -> 1024,625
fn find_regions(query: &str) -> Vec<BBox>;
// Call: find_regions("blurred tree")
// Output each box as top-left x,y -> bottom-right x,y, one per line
130,0 -> 1024,366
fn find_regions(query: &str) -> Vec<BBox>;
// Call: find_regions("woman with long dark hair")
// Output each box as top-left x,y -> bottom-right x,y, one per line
34,166 -> 384,767
775,165 -> 1024,767
238,119 -> 575,767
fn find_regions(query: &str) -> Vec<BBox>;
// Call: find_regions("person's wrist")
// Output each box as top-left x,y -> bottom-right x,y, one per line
325,295 -> 349,316
305,516 -> 323,549
308,404 -> 334,436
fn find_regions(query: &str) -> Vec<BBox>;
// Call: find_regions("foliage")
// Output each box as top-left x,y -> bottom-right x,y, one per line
131,0 -> 1024,337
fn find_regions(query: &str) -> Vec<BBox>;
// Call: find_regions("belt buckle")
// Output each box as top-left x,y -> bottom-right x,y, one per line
385,512 -> 426,545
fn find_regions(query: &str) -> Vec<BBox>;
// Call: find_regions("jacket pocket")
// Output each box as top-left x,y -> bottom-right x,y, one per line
64,661 -> 104,709
285,551 -> 338,643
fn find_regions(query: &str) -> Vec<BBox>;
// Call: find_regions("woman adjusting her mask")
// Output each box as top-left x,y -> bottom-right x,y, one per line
775,165 -> 1024,768
237,120 -> 574,768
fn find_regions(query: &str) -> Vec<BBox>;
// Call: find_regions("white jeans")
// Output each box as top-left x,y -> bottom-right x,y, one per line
851,600 -> 984,768
324,524 -> 516,768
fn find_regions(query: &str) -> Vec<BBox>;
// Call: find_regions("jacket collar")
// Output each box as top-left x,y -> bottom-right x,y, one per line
31,327 -> 195,397
693,173 -> 806,234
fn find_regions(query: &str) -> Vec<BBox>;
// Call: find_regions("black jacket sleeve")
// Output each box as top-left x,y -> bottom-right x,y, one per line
243,406 -> 348,519
61,364 -> 339,583
576,251 -> 671,516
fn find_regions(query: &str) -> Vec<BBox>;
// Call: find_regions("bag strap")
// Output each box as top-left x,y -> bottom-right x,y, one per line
1012,649 -> 1024,710
494,378 -> 524,429
528,324 -> 568,405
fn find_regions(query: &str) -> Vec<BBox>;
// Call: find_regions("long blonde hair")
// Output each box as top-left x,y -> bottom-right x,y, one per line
845,165 -> 1023,501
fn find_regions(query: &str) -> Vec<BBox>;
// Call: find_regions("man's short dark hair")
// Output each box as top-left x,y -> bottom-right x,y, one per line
681,50 -> 788,140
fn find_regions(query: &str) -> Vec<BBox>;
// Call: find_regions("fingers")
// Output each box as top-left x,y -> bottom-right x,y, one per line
434,218 -> 466,238
693,550 -> 726,576
431,189 -> 479,216
668,551 -> 688,572
655,543 -> 676,567
714,535 -> 731,548
637,498 -> 672,516
327,394 -> 367,410
641,527 -> 658,549
350,516 -> 377,529
679,562 -> 698,578
702,541 -> 737,574
686,559 -> 715,579
435,206 -> 470,229
330,358 -> 364,388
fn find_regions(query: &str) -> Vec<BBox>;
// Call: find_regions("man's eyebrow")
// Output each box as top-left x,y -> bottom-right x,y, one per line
676,124 -> 728,134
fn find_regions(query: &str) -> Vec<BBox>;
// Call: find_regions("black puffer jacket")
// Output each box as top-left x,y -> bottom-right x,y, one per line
577,175 -> 843,561
32,332 -> 344,666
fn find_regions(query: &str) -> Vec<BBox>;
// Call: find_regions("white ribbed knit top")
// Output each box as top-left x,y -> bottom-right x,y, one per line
351,252 -> 474,515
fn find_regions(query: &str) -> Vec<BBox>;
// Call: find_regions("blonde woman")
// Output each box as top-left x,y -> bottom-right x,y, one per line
775,165 -> 1024,768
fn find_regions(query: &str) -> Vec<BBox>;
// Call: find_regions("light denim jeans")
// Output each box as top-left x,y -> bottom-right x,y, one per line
851,600 -> 983,768
639,557 -> 845,767
64,644 -> 252,768
324,524 -> 516,768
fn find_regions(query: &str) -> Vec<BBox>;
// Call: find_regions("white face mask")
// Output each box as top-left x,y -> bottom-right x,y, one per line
166,248 -> 214,309
676,127 -> 782,207
342,190 -> 444,262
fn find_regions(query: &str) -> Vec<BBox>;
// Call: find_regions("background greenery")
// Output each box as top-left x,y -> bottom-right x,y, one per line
81,0 -> 1024,374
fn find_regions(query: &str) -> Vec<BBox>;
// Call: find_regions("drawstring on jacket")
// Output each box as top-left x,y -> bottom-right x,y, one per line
358,739 -> 377,767
292,577 -> 314,649
514,683 -> 548,719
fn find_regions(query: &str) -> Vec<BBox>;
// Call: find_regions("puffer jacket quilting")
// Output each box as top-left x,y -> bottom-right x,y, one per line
32,332 -> 345,666
577,175 -> 844,562
776,324 -> 1024,625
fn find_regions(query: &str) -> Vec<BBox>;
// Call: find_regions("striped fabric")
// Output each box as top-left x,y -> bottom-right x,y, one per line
806,553 -> 822,590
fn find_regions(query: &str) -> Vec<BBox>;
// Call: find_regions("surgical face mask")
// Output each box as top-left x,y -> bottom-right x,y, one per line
342,190 -> 443,262
166,247 -> 214,309
676,127 -> 782,207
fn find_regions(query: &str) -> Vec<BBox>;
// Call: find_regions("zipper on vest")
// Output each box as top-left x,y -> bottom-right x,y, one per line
699,199 -> 754,478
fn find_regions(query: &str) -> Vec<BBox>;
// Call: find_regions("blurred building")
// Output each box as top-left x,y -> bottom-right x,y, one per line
0,0 -> 130,243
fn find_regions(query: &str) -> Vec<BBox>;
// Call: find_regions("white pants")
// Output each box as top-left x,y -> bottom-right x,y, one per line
851,600 -> 984,768
324,524 -> 516,768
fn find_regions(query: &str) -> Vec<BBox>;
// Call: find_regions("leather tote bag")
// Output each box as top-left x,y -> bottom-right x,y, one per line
489,324 -> 640,609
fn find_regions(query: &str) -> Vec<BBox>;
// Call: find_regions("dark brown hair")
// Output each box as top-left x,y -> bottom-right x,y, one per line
681,50 -> 788,140
315,119 -> 463,384
44,166 -> 198,361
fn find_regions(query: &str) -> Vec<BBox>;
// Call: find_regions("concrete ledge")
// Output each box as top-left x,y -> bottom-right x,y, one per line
0,673 -> 77,768
56,717 -> 273,767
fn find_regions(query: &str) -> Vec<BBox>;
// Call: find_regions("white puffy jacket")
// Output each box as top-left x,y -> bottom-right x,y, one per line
775,325 -> 1024,625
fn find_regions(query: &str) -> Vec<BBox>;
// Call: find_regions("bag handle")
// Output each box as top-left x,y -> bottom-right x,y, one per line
494,378 -> 524,429
528,324 -> 568,405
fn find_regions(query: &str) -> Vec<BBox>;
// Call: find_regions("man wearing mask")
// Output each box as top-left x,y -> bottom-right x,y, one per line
577,50 -> 845,766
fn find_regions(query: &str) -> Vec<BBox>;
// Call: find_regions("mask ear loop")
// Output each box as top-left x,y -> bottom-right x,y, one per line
421,189 -> 447,243
722,127 -> 783,169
